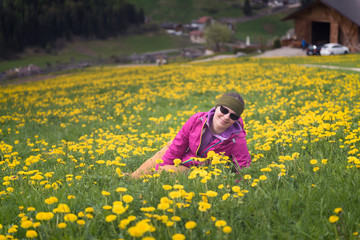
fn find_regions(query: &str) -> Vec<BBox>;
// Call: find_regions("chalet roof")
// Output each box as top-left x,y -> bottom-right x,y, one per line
282,0 -> 360,27
197,16 -> 213,24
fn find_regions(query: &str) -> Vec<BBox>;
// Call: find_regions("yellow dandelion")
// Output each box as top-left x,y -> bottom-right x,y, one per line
54,203 -> 70,213
172,233 -> 186,240
67,195 -> 75,200
198,201 -> 211,212
116,187 -> 127,193
174,159 -> 182,166
57,223 -> 67,229
102,191 -> 111,196
8,225 -> 18,233
162,185 -> 173,190
310,159 -> 318,165
20,220 -> 33,229
119,219 -> 130,229
64,214 -> 78,222
166,221 -> 175,227
244,175 -> 252,180
25,230 -> 38,238
77,220 -> 85,226
103,205 -> 112,210
334,208 -> 343,214
260,167 -> 272,172
142,237 -> 156,240
36,212 -> 54,221
215,220 -> 227,227
156,159 -> 164,164
123,195 -> 134,203
169,191 -> 182,199
205,190 -> 218,197
171,216 -> 181,222
105,215 -> 117,222
33,222 -> 41,228
157,202 -> 170,211
173,184 -> 184,190
128,225 -> 145,237
223,226 -> 232,233
222,193 -> 230,201
259,175 -> 267,181
44,196 -> 58,205
85,207 -> 94,213
112,202 -> 127,215
329,215 -> 339,223
185,221 -> 197,230
232,186 -> 241,192
140,207 -> 156,212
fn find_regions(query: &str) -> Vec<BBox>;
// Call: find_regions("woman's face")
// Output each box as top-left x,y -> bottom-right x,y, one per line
211,106 -> 237,134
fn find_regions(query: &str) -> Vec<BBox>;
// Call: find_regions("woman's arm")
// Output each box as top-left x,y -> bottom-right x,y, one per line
160,114 -> 198,165
232,137 -> 251,170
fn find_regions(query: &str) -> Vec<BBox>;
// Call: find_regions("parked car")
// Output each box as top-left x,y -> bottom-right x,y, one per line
320,43 -> 349,55
306,44 -> 322,55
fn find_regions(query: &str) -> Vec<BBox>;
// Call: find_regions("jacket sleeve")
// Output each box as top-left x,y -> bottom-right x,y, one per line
232,136 -> 251,170
160,114 -> 197,166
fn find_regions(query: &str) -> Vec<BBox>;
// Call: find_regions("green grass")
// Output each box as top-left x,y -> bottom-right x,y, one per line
234,10 -> 294,44
1,55 -> 360,239
127,0 -> 251,23
0,33 -> 194,72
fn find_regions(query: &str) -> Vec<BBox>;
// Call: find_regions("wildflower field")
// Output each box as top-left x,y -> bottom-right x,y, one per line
1,54 -> 360,240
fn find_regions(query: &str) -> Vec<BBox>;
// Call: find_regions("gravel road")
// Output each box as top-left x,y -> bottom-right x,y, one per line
255,46 -> 306,57
192,46 -> 306,63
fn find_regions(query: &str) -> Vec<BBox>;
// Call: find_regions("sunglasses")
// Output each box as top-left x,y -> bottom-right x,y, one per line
219,106 -> 240,121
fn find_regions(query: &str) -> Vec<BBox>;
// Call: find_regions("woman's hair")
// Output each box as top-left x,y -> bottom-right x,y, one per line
223,92 -> 245,110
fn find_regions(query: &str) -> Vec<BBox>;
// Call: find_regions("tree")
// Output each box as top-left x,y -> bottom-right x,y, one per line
243,0 -> 252,16
204,22 -> 233,52
0,0 -> 144,57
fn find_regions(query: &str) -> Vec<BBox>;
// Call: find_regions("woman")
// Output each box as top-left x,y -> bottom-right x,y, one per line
131,93 -> 251,179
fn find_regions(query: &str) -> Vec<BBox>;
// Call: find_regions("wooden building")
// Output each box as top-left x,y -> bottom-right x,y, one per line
283,0 -> 360,52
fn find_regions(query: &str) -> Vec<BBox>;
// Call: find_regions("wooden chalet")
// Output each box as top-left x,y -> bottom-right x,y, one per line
283,0 -> 360,52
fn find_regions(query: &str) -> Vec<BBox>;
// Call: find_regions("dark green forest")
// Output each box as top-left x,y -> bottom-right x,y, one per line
0,0 -> 144,58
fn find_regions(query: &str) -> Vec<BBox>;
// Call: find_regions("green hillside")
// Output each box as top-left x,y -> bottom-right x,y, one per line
127,0 -> 250,22
234,11 -> 294,44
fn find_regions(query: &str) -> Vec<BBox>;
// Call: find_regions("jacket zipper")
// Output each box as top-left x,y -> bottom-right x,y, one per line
195,120 -> 207,156
182,139 -> 222,165
200,140 -> 222,158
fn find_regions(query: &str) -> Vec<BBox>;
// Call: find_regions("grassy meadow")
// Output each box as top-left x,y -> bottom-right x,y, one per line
1,54 -> 360,239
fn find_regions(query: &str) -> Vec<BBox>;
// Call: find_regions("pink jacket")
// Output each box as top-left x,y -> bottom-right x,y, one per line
160,111 -> 251,170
